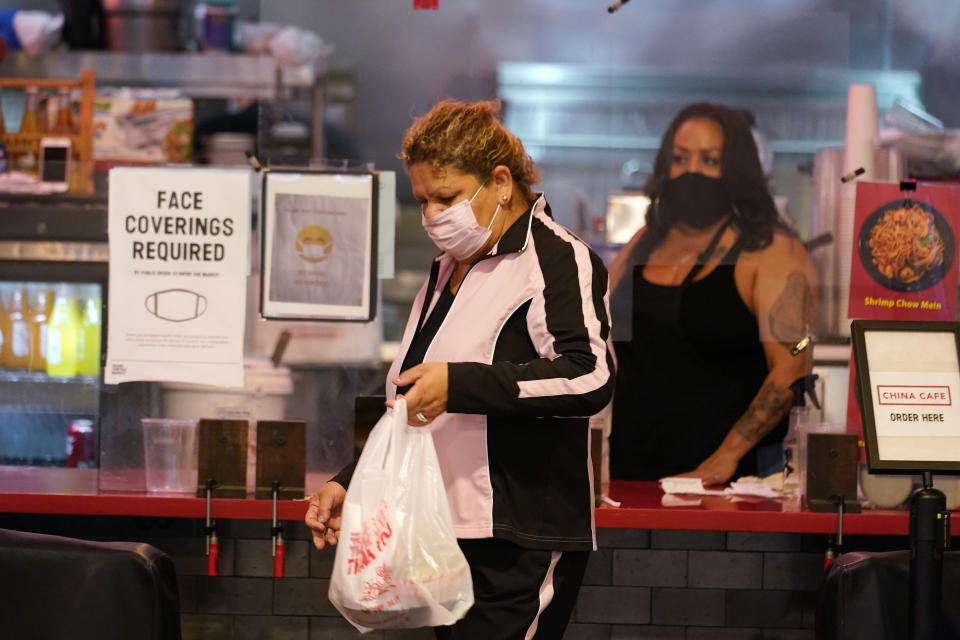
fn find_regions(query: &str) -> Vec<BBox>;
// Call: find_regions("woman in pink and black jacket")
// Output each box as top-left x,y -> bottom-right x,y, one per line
306,99 -> 614,639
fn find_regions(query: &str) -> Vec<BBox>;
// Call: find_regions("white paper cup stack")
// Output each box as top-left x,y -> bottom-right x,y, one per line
843,83 -> 879,179
833,84 -> 880,335
810,147 -> 844,336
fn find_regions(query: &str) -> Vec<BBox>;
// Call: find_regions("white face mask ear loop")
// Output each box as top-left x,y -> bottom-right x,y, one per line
487,203 -> 501,230
469,181 -> 486,203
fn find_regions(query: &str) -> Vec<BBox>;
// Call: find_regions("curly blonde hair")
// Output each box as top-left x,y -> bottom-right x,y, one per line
399,99 -> 540,202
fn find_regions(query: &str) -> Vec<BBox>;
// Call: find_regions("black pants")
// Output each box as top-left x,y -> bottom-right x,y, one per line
435,538 -> 590,640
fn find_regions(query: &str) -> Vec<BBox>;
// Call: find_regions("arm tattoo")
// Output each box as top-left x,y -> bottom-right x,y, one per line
769,272 -> 814,349
733,381 -> 793,444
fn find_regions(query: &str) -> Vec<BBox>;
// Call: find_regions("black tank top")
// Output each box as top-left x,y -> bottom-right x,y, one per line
609,228 -> 787,480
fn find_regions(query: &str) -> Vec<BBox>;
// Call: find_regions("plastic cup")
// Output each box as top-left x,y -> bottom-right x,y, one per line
142,418 -> 198,493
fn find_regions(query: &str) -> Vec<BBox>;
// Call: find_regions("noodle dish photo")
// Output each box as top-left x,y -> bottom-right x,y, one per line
857,199 -> 955,292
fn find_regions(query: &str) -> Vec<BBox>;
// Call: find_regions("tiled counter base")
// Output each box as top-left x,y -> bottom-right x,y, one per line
0,512 -> 916,640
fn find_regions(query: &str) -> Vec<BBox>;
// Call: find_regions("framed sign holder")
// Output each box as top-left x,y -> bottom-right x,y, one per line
259,169 -> 378,322
851,319 -> 958,640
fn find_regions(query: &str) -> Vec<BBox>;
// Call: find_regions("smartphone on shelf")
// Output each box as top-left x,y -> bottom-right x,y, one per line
39,137 -> 71,193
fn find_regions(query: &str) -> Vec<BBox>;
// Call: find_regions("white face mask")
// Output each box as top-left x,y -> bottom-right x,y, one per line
421,182 -> 501,261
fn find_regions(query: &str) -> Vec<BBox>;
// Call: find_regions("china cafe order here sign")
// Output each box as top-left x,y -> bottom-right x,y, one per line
864,329 -> 960,464
848,180 -> 960,321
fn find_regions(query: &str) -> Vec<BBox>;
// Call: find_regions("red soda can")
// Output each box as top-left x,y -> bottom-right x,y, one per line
66,419 -> 96,468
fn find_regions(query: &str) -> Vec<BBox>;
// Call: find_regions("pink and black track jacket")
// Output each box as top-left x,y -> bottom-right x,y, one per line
385,195 -> 615,552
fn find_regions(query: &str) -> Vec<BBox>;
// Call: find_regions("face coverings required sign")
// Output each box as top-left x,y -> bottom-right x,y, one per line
106,167 -> 250,386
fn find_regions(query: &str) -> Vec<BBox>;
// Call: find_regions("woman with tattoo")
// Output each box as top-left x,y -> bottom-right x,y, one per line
607,102 -> 817,485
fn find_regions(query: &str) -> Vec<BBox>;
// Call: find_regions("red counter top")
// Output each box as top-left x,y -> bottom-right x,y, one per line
0,466 -> 328,521
0,467 -> 953,536
596,481 -> 946,536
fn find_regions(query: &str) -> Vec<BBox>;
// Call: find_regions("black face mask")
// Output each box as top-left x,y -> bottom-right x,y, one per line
658,172 -> 733,229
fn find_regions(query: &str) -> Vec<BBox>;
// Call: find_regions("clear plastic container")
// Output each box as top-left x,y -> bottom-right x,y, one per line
142,418 -> 198,493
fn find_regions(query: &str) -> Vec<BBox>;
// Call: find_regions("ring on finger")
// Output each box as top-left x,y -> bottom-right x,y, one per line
416,412 -> 428,423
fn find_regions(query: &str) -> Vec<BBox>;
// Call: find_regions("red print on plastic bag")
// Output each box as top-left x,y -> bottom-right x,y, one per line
347,501 -> 393,575
361,565 -> 397,604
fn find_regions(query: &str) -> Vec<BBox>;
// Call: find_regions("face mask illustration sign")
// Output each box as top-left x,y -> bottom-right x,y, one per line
145,288 -> 208,322
296,225 -> 333,263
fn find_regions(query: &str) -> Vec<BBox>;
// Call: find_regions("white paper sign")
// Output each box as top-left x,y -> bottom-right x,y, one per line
864,329 -> 960,463
106,167 -> 251,387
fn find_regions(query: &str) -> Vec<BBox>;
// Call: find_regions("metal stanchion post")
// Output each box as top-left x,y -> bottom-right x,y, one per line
909,471 -> 950,640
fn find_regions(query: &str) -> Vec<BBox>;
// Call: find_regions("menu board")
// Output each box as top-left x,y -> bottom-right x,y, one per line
848,181 -> 960,321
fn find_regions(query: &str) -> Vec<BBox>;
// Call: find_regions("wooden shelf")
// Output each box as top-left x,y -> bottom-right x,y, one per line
0,69 -> 95,194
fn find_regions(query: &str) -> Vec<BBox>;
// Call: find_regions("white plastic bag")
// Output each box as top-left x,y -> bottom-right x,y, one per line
328,398 -> 473,632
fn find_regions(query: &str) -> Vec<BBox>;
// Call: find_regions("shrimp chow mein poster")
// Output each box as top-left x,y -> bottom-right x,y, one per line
848,181 -> 960,321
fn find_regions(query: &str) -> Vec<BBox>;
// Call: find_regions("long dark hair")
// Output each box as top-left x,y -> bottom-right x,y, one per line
639,102 -> 786,256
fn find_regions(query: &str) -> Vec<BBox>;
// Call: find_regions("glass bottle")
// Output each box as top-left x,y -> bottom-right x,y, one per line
46,285 -> 80,378
20,86 -> 41,134
0,87 -> 6,135
29,288 -> 53,372
52,87 -> 74,136
76,286 -> 102,376
18,86 -> 41,173
3,286 -> 31,369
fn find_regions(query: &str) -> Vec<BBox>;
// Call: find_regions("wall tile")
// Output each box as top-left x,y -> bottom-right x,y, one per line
232,615 -> 308,640
576,586 -> 650,624
688,551 -> 762,589
651,530 -> 725,550
310,544 -> 338,578
598,528 -> 651,549
800,590 -> 818,629
236,538 -> 280,577
611,624 -> 684,639
685,628 -> 762,639
178,575 -> 198,613
583,548 -> 613,585
612,550 -> 686,587
235,539 -> 310,578
725,590 -> 805,628
274,578 -> 339,616
381,629 -> 435,639
763,553 -> 824,591
563,622 -> 611,640
286,520 -> 313,541
799,535 -> 832,553
195,576 -> 273,615
651,588 -> 724,627
726,532 -> 803,552
760,630 -> 815,640
151,536 -> 235,577
181,613 -> 233,640
229,520 -> 272,540
309,616 -> 367,640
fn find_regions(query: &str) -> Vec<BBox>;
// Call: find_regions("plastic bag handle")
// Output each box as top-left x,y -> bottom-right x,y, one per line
373,397 -> 408,472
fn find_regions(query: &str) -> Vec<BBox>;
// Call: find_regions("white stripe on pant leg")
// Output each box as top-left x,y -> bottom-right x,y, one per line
524,551 -> 562,640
